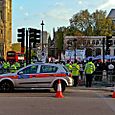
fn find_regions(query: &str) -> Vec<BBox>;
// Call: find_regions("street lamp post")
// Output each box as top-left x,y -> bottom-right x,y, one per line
41,20 -> 44,52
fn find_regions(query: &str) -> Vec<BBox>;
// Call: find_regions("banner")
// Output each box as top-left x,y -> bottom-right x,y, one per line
65,49 -> 86,61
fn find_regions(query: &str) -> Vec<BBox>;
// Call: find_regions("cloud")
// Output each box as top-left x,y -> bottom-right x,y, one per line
19,6 -> 24,11
55,2 -> 64,7
78,0 -> 83,4
18,5 -> 29,17
46,10 -> 69,21
24,12 -> 29,16
75,0 -> 83,5
97,0 -> 115,9
45,3 -> 72,21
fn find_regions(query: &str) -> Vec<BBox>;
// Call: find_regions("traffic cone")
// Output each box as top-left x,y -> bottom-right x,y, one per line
112,87 -> 115,98
55,79 -> 64,98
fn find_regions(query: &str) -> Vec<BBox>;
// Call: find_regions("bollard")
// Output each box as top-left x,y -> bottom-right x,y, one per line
102,70 -> 107,82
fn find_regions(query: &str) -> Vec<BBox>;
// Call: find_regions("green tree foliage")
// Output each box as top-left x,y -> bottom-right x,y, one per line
92,10 -> 113,36
55,9 -> 114,55
70,9 -> 92,35
69,9 -> 113,36
56,27 -> 65,51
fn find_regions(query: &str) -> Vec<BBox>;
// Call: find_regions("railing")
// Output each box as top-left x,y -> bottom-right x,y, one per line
93,70 -> 115,82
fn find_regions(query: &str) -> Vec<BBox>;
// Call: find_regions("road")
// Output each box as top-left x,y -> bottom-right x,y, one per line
0,87 -> 115,115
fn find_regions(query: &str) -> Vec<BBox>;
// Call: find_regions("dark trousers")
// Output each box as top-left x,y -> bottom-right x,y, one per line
72,76 -> 79,87
80,71 -> 83,80
85,74 -> 93,87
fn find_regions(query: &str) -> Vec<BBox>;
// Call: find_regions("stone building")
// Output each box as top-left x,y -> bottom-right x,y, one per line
108,9 -> 115,24
0,0 -> 12,59
0,18 -> 4,57
64,9 -> 115,58
64,36 -> 115,57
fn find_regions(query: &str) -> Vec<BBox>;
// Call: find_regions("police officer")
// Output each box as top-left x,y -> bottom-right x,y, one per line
7,61 -> 10,72
84,58 -> 96,87
3,61 -> 10,73
10,62 -> 17,73
15,62 -> 21,70
3,61 -> 7,72
65,60 -> 72,72
72,59 -> 80,87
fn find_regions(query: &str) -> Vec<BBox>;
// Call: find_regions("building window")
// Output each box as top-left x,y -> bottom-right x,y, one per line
96,40 -> 99,45
96,48 -> 101,56
114,49 -> 115,56
87,40 -> 90,44
83,40 -> 86,45
92,40 -> 95,45
114,40 -> 115,45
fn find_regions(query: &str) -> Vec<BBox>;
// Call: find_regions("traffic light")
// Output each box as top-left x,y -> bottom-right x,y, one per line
35,29 -> 41,38
106,36 -> 112,54
28,28 -> 41,64
34,29 -> 41,48
29,28 -> 41,48
29,28 -> 36,41
17,28 -> 25,53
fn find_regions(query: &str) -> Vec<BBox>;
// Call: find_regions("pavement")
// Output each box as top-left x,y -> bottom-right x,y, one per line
76,86 -> 114,92
77,80 -> 115,92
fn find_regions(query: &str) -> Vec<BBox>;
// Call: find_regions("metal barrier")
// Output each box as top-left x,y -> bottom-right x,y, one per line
93,70 -> 115,82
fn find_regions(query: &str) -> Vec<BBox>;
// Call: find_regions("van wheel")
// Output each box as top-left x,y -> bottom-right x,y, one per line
0,80 -> 14,93
53,80 -> 66,92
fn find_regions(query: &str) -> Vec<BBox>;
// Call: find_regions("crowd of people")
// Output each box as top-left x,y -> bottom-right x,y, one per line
0,57 -> 114,87
0,60 -> 23,74
64,57 -> 115,87
65,58 -> 96,87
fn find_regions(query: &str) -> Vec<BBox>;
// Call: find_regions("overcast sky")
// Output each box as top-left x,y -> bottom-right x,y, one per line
12,0 -> 115,43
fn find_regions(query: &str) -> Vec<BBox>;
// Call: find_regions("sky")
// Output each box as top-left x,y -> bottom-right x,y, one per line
12,0 -> 115,43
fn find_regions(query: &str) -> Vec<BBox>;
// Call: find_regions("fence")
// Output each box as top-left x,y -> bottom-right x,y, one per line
93,70 -> 115,82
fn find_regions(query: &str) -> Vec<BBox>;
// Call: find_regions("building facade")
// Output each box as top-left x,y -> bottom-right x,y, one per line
0,18 -> 4,57
108,9 -> 115,24
64,36 -> 115,57
0,0 -> 12,59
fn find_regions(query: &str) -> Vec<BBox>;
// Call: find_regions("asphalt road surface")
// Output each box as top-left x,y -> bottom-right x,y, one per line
0,87 -> 115,115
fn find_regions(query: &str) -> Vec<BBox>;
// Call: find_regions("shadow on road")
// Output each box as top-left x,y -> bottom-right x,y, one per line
0,88 -> 54,93
14,88 -> 53,93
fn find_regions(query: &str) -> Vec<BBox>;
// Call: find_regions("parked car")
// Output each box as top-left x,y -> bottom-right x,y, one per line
0,62 -> 73,92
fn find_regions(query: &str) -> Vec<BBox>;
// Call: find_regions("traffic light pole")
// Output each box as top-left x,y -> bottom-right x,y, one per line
17,27 -> 41,65
102,37 -> 105,70
29,37 -> 31,64
26,29 -> 28,66
17,28 -> 25,53
102,37 -> 108,82
106,36 -> 112,54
